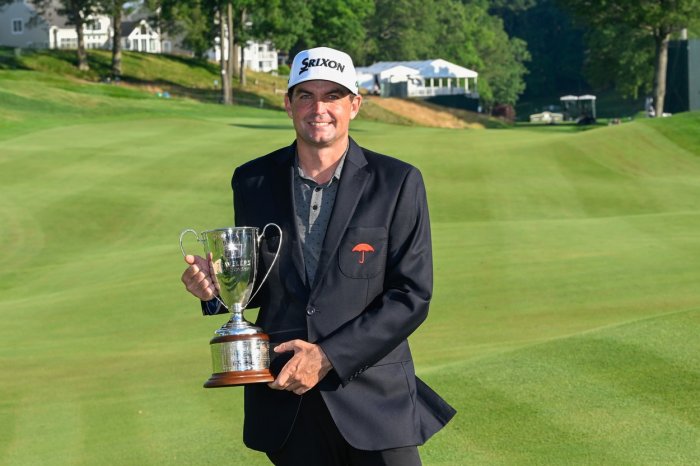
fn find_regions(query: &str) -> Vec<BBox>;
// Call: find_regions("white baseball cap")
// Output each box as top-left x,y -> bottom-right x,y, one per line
287,47 -> 358,95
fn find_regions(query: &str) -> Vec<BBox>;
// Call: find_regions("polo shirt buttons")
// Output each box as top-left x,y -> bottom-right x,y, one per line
306,306 -> 317,316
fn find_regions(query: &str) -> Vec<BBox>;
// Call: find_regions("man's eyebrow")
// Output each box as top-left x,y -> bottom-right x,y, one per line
293,86 -> 348,97
326,87 -> 349,96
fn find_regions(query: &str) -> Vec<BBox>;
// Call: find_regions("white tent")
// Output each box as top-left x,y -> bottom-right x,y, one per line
356,64 -> 423,92
356,59 -> 478,97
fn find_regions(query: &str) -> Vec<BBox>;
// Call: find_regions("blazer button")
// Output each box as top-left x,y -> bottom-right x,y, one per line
306,306 -> 316,316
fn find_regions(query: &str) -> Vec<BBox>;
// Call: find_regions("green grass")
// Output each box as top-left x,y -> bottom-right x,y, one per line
1,68 -> 700,465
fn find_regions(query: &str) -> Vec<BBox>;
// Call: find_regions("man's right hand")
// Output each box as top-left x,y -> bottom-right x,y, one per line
181,254 -> 218,301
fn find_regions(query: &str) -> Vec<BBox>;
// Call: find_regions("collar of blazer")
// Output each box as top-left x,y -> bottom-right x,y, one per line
269,137 -> 371,296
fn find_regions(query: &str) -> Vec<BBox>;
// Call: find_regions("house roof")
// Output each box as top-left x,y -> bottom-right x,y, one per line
26,0 -> 72,28
357,59 -> 478,79
357,64 -> 422,80
120,20 -> 140,36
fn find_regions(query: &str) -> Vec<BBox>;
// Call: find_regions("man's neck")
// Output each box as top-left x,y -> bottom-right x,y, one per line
296,139 -> 348,184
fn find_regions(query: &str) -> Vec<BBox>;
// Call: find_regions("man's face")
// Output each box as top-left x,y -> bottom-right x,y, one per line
284,80 -> 362,149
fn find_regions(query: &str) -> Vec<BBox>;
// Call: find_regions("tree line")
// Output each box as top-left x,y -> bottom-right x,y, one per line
499,0 -> 700,116
2,0 -> 531,109
155,0 -> 534,109
3,0 -> 698,115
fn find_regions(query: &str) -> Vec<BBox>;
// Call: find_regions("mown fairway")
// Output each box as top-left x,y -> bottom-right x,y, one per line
1,71 -> 699,465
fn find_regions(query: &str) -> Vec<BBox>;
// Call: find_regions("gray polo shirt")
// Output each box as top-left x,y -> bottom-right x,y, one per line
294,150 -> 346,285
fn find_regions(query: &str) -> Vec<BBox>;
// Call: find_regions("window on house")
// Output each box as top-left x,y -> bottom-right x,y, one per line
60,38 -> 77,49
141,38 -> 147,51
140,24 -> 147,34
87,20 -> 101,31
12,19 -> 23,34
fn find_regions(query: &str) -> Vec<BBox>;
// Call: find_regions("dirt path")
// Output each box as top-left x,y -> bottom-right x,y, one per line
368,97 -> 485,129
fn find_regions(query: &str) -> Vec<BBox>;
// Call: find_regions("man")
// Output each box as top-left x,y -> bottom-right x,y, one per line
182,47 -> 455,466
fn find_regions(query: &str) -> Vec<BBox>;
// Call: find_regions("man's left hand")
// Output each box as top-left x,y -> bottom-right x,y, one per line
268,340 -> 332,395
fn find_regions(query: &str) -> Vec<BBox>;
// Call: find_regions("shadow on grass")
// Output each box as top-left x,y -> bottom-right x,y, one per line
119,75 -> 220,102
512,121 -> 609,132
0,46 -> 32,70
231,123 -> 291,130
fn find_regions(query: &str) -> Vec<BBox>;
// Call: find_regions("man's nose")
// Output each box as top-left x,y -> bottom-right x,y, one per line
312,99 -> 327,113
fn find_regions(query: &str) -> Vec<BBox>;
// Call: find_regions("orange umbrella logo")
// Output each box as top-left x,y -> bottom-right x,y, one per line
352,243 -> 375,264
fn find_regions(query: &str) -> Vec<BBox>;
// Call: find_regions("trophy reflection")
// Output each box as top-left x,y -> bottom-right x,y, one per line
180,224 -> 282,387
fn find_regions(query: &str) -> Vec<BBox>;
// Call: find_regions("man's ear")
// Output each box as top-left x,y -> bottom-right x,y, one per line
350,94 -> 363,120
284,93 -> 293,118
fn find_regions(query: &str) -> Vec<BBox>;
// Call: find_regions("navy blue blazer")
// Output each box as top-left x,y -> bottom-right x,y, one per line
218,137 -> 455,451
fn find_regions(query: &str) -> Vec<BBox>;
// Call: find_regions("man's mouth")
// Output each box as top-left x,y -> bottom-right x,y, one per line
308,121 -> 332,127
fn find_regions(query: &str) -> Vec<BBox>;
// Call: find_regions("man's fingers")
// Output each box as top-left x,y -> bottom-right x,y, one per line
181,264 -> 199,282
268,377 -> 305,394
268,375 -> 288,390
181,255 -> 217,301
273,342 -> 290,353
286,382 -> 304,393
182,270 -> 208,290
274,340 -> 303,353
268,357 -> 300,390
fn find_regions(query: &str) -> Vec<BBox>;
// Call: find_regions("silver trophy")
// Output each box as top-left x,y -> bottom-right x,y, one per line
180,224 -> 282,388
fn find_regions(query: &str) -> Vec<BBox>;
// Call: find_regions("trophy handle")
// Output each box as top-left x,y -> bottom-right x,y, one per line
180,228 -> 227,310
179,228 -> 202,258
246,223 -> 283,306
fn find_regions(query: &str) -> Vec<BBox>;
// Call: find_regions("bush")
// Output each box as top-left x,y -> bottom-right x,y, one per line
277,64 -> 290,76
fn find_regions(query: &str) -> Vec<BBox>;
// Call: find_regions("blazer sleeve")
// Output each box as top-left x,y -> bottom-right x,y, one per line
318,167 -> 433,385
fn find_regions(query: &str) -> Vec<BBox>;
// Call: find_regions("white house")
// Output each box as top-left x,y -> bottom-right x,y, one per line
0,0 -> 68,49
243,41 -> 277,73
356,59 -> 479,98
0,0 -> 160,53
208,39 -> 278,73
120,19 -> 160,53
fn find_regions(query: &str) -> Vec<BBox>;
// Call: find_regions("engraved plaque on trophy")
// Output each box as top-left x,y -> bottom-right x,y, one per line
180,224 -> 282,388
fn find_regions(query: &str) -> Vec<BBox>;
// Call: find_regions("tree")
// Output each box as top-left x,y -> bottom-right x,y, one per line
290,0 -> 374,64
217,1 -> 232,103
153,0 -> 233,102
249,0 -> 312,55
432,0 -> 531,107
558,0 -> 700,116
21,0 -> 103,70
154,0 -> 213,59
492,0 -> 587,99
365,0 -> 439,63
582,23 -> 655,99
105,0 -> 136,78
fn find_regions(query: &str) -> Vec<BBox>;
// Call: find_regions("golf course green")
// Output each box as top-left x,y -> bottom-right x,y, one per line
1,69 -> 699,465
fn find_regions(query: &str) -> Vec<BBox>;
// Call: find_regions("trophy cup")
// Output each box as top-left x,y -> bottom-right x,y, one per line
179,224 -> 282,388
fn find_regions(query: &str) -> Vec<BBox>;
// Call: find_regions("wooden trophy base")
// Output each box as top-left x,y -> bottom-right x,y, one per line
204,370 -> 274,388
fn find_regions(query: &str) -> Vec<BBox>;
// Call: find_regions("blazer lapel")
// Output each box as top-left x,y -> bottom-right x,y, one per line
310,138 -> 369,298
269,143 -> 308,290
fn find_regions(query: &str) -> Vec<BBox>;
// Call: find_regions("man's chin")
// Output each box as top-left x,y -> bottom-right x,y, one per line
303,133 -> 336,146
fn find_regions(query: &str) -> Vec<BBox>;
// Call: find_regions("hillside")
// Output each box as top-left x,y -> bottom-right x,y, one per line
0,46 -> 508,129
